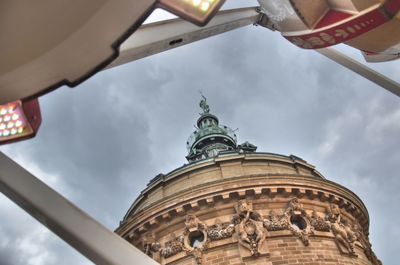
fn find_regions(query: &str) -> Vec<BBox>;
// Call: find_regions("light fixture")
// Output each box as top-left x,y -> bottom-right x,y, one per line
0,99 -> 42,145
158,0 -> 226,26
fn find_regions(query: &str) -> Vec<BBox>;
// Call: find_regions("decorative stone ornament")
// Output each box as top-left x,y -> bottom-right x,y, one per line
140,197 -> 382,265
183,215 -> 207,248
207,219 -> 235,241
263,198 -> 315,246
184,214 -> 207,236
142,233 -> 161,262
288,214 -> 313,246
182,214 -> 209,265
286,198 -> 315,246
160,233 -> 186,259
310,210 -> 330,232
263,209 -> 289,231
233,200 -> 269,259
326,204 -> 357,256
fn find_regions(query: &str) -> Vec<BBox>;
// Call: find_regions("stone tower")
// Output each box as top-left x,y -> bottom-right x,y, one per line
116,98 -> 381,265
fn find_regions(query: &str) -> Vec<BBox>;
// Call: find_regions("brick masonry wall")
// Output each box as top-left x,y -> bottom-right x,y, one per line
200,237 -> 372,265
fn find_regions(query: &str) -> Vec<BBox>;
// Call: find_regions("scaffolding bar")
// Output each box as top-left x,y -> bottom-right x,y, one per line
0,152 -> 158,265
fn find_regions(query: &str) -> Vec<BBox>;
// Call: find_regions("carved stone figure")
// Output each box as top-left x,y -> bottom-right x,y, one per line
326,205 -> 357,256
330,220 -> 356,255
237,211 -> 266,256
143,233 -> 161,258
326,204 -> 341,223
287,197 -> 305,215
184,214 -> 207,234
160,234 -> 186,259
232,200 -> 268,258
191,247 -> 204,265
236,199 -> 252,213
234,200 -> 261,221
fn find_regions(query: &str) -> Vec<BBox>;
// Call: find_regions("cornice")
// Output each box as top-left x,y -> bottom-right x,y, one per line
122,152 -> 325,221
116,174 -> 369,238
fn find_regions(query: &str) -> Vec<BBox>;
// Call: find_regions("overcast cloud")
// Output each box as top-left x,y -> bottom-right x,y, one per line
1,4 -> 400,265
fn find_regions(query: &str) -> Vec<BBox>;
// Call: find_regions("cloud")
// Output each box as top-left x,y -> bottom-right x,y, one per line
0,193 -> 88,265
1,12 -> 400,265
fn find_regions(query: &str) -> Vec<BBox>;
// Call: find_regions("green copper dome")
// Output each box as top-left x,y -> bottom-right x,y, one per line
186,96 -> 237,162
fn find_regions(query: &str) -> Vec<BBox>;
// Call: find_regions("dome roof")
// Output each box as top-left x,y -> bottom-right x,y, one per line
187,116 -> 237,151
186,96 -> 238,162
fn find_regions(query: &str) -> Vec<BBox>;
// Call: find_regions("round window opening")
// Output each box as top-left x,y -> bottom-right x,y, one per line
188,230 -> 205,248
290,215 -> 307,230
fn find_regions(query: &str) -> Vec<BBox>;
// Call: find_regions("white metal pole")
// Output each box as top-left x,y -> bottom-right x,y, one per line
317,47 -> 400,97
0,152 -> 158,265
106,7 -> 260,69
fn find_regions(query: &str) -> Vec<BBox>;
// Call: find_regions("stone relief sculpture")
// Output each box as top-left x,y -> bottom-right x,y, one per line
310,210 -> 330,232
287,197 -> 305,214
326,204 -> 357,256
288,222 -> 312,246
160,233 -> 186,259
157,213 -> 237,264
184,214 -> 207,234
234,199 -> 262,221
263,209 -> 289,231
183,214 -> 208,265
285,198 -> 314,246
142,199 -> 380,264
326,204 -> 341,223
233,200 -> 268,258
263,198 -> 314,246
143,233 -> 161,260
191,248 -> 203,265
207,219 -> 235,241
237,211 -> 266,256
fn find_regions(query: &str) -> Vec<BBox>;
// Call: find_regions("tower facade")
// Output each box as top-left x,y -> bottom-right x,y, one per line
116,98 -> 381,265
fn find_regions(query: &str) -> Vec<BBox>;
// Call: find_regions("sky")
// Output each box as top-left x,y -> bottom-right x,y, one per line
1,2 -> 400,265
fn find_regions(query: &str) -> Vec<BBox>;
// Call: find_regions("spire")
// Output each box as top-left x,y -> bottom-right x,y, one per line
186,96 -> 257,162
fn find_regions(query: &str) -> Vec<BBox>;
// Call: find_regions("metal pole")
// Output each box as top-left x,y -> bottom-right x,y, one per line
106,7 -> 260,69
0,152 -> 158,265
317,47 -> 400,97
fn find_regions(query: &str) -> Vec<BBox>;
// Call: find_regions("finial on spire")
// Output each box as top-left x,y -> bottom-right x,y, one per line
186,95 -> 257,162
199,92 -> 210,114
